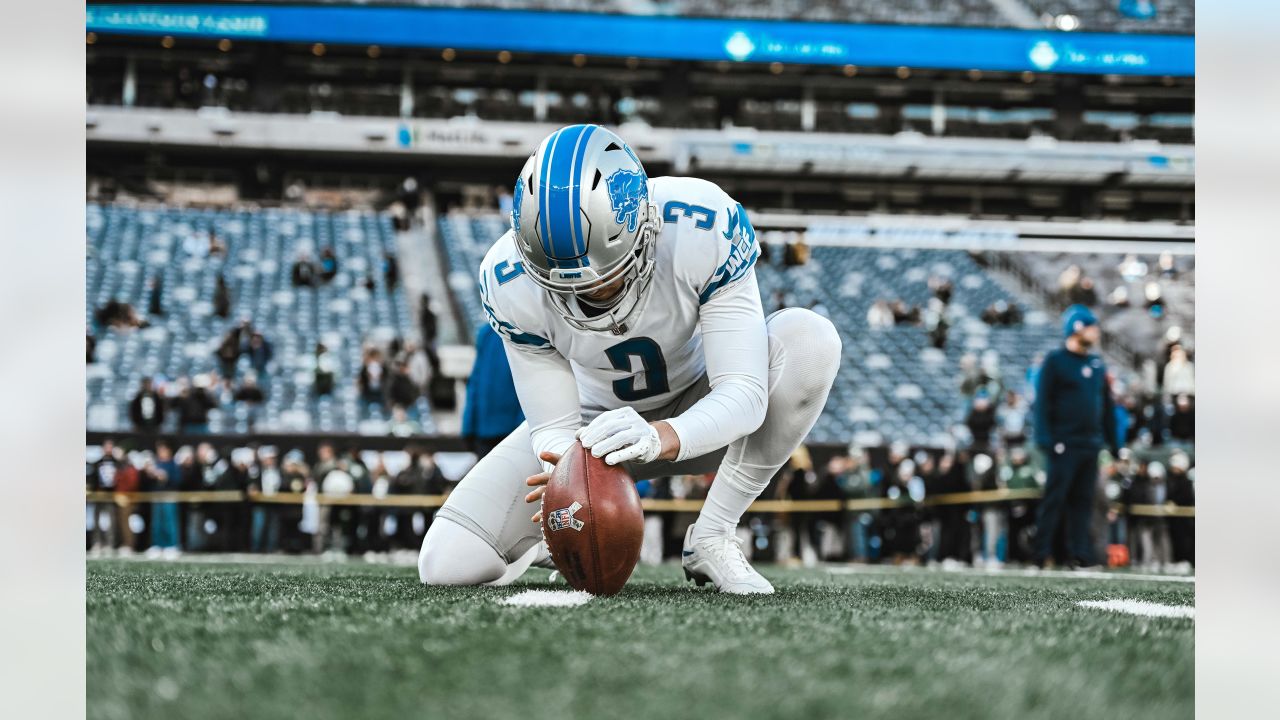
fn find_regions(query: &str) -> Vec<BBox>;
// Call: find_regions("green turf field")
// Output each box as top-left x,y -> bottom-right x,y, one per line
86,559 -> 1192,720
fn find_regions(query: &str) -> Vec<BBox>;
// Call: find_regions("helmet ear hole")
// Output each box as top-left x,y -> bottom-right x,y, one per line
592,169 -> 602,190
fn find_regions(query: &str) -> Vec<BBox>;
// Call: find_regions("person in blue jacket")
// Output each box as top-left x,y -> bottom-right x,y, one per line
462,323 -> 525,458
1032,305 -> 1119,568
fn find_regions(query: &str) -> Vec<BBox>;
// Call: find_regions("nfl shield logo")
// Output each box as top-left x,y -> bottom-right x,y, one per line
548,501 -> 584,532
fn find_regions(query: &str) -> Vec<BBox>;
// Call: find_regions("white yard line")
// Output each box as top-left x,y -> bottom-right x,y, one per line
500,590 -> 593,608
1078,599 -> 1195,619
825,564 -> 1195,584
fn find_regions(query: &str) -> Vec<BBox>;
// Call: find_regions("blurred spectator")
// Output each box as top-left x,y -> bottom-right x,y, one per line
964,452 -> 999,566
1168,394 -> 1194,442
401,341 -> 431,390
216,324 -> 245,378
245,332 -> 273,376
88,440 -> 123,552
1166,451 -> 1195,567
214,274 -> 231,318
207,231 -> 226,258
997,390 -> 1028,447
1031,305 -> 1118,569
1163,345 -> 1195,396
291,251 -> 317,287
930,451 -> 971,566
1002,446 -> 1041,564
147,443 -> 181,556
383,252 -> 400,290
462,323 -> 525,457
174,375 -> 218,433
313,342 -> 336,396
929,276 -> 953,306
889,300 -> 920,326
925,298 -> 948,349
1144,281 -> 1165,315
359,348 -> 387,407
980,300 -> 1023,326
1108,285 -> 1131,308
1158,251 -> 1179,279
233,371 -> 266,404
87,329 -> 96,364
319,247 -> 339,283
966,391 -> 997,449
1070,277 -> 1098,307
1118,254 -> 1148,282
419,293 -> 439,347
94,298 -> 146,331
388,405 -> 421,437
386,359 -> 421,411
113,452 -> 143,553
250,447 -> 282,554
216,449 -> 253,552
128,377 -> 166,433
866,300 -> 894,329
147,275 -> 165,317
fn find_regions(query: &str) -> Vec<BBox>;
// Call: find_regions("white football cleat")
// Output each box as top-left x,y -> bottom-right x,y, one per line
681,525 -> 774,595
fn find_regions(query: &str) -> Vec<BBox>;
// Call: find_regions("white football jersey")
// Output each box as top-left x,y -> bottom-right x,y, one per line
478,176 -> 760,414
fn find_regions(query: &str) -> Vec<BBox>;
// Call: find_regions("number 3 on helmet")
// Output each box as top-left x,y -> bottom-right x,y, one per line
510,124 -> 662,335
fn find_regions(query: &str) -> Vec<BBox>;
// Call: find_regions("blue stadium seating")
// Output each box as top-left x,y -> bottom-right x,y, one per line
87,203 -> 433,434
435,212 -> 1061,446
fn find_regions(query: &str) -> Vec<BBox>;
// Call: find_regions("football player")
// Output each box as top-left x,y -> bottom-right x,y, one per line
419,124 -> 840,594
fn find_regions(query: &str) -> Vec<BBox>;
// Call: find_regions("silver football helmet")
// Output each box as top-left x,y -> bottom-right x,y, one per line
510,124 -> 661,334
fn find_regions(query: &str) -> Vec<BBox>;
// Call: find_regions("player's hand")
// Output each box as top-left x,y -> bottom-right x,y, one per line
577,406 -> 663,466
525,451 -> 561,523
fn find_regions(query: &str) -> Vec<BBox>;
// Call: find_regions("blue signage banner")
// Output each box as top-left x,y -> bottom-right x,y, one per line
86,4 -> 1194,77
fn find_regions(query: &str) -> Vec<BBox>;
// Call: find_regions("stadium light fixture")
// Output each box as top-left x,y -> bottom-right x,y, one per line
1021,71 -> 1036,83
218,39 -> 232,52
843,64 -> 857,77
1054,14 -> 1081,32
312,43 -> 326,57
497,50 -> 512,64
86,32 -> 96,45
896,66 -> 911,80
572,54 -> 586,68
160,36 -> 174,49
367,45 -> 381,59
442,48 -> 456,62
769,62 -> 783,75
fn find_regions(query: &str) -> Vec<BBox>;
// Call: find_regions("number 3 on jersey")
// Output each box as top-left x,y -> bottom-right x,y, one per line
605,337 -> 669,402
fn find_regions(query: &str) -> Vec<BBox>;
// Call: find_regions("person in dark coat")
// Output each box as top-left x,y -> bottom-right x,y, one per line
1031,305 -> 1119,568
128,377 -> 166,433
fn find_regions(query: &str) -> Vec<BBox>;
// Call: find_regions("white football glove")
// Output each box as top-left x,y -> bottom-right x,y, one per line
576,406 -> 662,466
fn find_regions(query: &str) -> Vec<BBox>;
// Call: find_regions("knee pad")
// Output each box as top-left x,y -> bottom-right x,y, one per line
767,308 -> 842,396
418,517 -> 508,586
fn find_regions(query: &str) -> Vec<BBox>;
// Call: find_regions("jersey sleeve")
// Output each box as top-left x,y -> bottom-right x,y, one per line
477,237 -> 580,469
477,245 -> 555,357
694,196 -> 761,305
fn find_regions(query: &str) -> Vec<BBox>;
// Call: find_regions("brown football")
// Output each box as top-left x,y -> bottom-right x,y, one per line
540,441 -> 644,596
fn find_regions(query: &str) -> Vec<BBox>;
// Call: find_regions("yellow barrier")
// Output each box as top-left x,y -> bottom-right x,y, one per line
84,489 -> 1193,517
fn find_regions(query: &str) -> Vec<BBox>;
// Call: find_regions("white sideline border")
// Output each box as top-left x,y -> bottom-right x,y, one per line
1078,599 -> 1195,619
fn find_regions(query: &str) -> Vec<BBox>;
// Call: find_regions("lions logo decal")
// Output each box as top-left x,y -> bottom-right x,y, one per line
511,178 -> 524,234
548,501 -> 584,532
606,169 -> 647,233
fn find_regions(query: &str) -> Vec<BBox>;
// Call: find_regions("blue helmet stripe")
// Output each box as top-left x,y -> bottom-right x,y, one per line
544,125 -> 587,267
569,124 -> 597,257
538,130 -> 561,263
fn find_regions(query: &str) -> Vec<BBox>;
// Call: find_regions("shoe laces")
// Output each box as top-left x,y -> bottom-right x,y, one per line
703,535 -> 753,579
